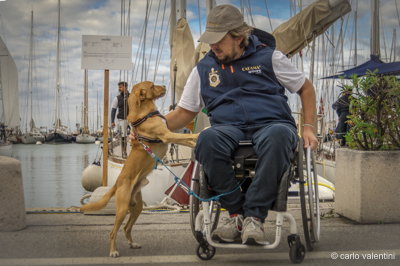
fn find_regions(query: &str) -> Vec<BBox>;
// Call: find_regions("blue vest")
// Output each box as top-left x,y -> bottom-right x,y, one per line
197,35 -> 296,128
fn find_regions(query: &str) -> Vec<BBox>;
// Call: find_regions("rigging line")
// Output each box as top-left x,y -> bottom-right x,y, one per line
119,0 -> 123,81
247,0 -> 255,27
146,0 -> 162,77
395,0 -> 400,27
132,21 -> 146,83
126,0 -> 131,84
380,8 -> 388,61
152,0 -> 168,81
154,14 -> 170,82
330,11 -> 352,77
264,0 -> 273,32
127,0 -> 131,36
142,0 -> 153,81
197,0 -> 202,34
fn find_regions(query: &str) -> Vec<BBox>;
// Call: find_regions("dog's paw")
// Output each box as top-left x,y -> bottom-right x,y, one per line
109,250 -> 120,257
129,242 -> 142,249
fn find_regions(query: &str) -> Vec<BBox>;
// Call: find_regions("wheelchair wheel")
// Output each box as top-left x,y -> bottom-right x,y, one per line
196,243 -> 216,260
288,234 -> 306,264
297,140 -> 320,251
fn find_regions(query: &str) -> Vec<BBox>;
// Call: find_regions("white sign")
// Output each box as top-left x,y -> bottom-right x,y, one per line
81,35 -> 132,70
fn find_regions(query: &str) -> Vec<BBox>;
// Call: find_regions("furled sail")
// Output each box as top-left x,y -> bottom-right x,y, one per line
273,0 -> 351,57
0,36 -> 19,128
170,18 -> 195,106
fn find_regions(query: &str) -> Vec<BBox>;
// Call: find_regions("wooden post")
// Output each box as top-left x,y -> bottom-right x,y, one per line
102,69 -> 109,186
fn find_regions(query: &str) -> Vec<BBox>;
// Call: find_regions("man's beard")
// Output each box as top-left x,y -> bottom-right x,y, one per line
216,47 -> 241,64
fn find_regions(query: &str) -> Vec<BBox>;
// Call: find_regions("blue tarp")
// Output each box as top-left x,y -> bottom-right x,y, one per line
323,55 -> 400,79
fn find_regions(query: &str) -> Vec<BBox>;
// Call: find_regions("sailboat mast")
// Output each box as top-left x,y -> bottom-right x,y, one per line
55,0 -> 61,129
371,0 -> 380,58
170,0 -> 176,52
206,0 -> 216,13
28,10 -> 34,132
354,0 -> 358,66
84,69 -> 88,134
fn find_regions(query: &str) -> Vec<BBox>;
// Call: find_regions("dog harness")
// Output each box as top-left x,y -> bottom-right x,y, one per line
130,111 -> 166,143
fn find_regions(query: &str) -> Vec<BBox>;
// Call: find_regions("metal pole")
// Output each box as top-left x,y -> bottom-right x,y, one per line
354,0 -> 358,66
170,0 -> 176,53
84,69 -> 88,133
178,0 -> 186,19
102,69 -> 109,187
206,0 -> 216,14
371,0 -> 380,58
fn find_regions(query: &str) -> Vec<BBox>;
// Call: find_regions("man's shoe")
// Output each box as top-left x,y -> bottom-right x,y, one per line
241,217 -> 269,245
212,214 -> 243,243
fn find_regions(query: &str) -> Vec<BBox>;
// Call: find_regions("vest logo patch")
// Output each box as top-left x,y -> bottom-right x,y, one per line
208,68 -> 220,87
242,65 -> 262,74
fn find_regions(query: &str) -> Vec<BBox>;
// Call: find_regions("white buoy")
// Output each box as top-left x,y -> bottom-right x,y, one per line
36,141 -> 42,145
81,163 -> 102,192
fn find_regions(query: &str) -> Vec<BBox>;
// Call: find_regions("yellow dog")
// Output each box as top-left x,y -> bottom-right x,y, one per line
80,81 -> 199,257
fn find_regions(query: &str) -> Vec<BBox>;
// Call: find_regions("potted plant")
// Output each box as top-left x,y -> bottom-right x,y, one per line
335,72 -> 400,223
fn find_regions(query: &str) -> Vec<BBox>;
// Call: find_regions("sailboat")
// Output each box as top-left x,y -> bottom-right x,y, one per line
0,35 -> 19,156
20,11 -> 45,145
45,0 -> 72,144
76,69 -> 95,144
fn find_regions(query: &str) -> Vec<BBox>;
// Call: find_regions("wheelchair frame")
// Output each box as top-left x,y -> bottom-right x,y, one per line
189,138 -> 320,263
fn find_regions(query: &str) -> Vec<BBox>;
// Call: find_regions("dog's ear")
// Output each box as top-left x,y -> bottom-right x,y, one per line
140,89 -> 147,100
133,89 -> 142,108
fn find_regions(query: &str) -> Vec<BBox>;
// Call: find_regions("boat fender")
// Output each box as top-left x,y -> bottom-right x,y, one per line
81,163 -> 102,192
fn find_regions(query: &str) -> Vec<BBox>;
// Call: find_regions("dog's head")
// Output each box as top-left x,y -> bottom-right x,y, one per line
127,81 -> 166,121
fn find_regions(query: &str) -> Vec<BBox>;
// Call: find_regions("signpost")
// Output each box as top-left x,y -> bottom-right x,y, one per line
81,35 -> 132,186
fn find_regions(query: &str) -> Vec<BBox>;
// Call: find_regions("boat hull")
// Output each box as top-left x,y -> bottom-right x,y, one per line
76,134 -> 96,144
20,134 -> 36,144
45,132 -> 73,143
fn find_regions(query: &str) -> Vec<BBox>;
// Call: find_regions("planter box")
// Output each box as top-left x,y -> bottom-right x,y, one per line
335,148 -> 400,223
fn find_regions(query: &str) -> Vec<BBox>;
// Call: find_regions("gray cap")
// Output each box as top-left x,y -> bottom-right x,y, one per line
198,5 -> 244,44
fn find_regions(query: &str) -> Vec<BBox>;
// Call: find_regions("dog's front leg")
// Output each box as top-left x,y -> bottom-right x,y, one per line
159,132 -> 200,148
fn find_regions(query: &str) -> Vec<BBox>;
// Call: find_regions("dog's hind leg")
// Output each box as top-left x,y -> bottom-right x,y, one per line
109,185 -> 132,257
124,192 -> 143,249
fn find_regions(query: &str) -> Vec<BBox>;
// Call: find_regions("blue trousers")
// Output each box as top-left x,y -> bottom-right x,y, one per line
195,123 -> 297,221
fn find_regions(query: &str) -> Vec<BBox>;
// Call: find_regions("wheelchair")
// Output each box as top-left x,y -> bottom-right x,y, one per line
189,138 -> 320,264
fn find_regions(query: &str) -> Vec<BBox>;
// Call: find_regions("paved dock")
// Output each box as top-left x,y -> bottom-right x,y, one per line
0,203 -> 399,265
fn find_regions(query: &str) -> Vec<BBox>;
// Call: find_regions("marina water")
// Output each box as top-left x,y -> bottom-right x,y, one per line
9,143 -> 98,209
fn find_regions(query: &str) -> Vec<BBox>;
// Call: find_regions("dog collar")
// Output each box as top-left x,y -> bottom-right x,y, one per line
131,111 -> 165,127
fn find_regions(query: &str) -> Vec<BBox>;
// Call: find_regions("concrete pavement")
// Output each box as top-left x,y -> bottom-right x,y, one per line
0,203 -> 399,266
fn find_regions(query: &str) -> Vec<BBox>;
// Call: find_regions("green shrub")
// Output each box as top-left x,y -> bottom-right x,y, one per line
342,72 -> 400,150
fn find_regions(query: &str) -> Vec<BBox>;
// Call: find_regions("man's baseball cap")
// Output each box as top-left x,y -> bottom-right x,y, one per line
198,5 -> 244,44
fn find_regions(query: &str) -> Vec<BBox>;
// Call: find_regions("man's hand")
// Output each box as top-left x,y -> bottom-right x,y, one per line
111,122 -> 115,128
303,126 -> 318,150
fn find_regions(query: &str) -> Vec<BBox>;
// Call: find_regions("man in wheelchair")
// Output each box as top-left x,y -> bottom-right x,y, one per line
162,5 -> 318,245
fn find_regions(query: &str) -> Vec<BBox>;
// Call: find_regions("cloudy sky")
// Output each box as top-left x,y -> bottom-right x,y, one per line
0,0 -> 399,132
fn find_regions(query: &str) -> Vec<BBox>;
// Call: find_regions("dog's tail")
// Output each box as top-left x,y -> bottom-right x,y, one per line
80,185 -> 117,212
